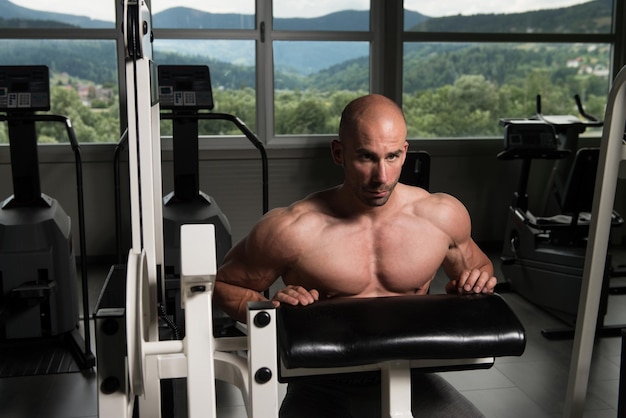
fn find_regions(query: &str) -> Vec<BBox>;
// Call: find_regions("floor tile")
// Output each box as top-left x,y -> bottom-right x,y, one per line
1,254 -> 625,417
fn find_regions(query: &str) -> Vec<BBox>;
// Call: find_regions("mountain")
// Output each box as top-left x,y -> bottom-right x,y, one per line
0,1 -> 426,74
0,0 -> 613,84
151,8 -> 427,74
152,8 -> 427,31
408,0 -> 612,33
151,7 -> 255,29
0,0 -> 111,28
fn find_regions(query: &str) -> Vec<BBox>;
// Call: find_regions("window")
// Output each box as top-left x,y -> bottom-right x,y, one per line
404,0 -> 612,34
151,0 -> 259,141
0,1 -> 118,144
271,1 -> 370,136
0,1 -> 623,143
152,39 -> 257,135
151,0 -> 255,30
402,0 -> 617,138
4,1 -> 115,28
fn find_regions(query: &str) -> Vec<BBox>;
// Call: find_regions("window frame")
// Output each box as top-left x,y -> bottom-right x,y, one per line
399,2 -> 625,136
0,1 -> 624,147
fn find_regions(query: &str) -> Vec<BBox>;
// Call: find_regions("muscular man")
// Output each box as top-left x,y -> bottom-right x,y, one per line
215,94 -> 496,417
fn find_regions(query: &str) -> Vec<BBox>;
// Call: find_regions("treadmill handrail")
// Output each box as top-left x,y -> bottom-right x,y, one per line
160,111 -> 269,215
0,111 -> 94,366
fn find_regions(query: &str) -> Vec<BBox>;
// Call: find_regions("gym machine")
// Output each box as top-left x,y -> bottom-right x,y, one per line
0,65 -> 94,374
498,96 -> 623,338
158,64 -> 268,337
94,2 -> 527,416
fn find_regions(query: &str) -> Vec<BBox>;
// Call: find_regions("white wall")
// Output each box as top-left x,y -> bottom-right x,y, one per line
0,139 -> 624,262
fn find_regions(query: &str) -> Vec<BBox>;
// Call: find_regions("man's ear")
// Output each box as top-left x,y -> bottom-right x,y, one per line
331,139 -> 344,167
400,141 -> 409,164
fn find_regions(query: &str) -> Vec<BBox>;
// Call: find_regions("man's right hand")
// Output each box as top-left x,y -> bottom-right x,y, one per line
271,285 -> 319,307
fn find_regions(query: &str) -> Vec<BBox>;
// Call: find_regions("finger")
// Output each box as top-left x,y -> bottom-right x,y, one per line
272,287 -> 300,305
482,276 -> 498,294
289,285 -> 317,304
273,286 -> 317,306
456,270 -> 471,293
470,271 -> 492,293
459,270 -> 480,293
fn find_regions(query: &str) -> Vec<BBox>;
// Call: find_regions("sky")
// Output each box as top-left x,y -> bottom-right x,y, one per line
9,0 -> 593,21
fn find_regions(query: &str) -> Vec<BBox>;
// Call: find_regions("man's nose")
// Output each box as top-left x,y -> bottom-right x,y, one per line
373,161 -> 388,183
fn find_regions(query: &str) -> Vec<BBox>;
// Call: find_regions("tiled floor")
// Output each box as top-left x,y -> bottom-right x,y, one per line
1,249 -> 625,418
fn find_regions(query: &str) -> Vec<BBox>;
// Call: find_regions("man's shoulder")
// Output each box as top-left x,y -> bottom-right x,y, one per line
398,184 -> 459,207
397,185 -> 467,224
258,189 -> 337,233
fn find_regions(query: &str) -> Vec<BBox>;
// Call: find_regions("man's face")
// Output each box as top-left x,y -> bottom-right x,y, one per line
335,117 -> 408,207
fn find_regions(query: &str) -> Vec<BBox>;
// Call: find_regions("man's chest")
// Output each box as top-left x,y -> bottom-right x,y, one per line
283,221 -> 451,297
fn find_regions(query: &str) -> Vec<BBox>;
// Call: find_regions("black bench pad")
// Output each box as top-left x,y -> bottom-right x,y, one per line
277,294 -> 526,369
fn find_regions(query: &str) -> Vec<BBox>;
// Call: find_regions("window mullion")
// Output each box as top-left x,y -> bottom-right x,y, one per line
257,0 -> 274,145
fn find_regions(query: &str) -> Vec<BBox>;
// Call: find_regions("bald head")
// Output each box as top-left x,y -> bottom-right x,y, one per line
331,94 -> 409,208
338,94 -> 406,143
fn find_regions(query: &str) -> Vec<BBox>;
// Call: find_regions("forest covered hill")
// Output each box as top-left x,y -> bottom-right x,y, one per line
0,0 -> 613,140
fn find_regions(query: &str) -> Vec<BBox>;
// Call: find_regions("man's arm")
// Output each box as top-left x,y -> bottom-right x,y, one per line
435,194 -> 497,294
213,238 -> 273,323
214,209 -> 288,323
214,206 -> 320,323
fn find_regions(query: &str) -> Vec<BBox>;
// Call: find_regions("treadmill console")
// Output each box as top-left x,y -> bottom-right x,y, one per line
0,65 -> 50,112
502,119 -> 557,151
158,65 -> 214,111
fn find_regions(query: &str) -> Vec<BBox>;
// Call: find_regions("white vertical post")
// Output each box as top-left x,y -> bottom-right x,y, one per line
381,361 -> 414,418
181,224 -> 218,418
247,302 -> 280,417
564,65 -> 626,417
123,0 -> 163,415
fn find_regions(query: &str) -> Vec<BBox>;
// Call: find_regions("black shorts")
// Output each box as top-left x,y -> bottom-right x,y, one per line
279,371 -> 484,418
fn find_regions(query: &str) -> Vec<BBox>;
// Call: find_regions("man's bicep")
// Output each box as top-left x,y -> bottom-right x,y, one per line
217,244 -> 279,292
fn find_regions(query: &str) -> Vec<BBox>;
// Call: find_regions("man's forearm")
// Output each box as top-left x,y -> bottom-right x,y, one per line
214,280 -> 269,323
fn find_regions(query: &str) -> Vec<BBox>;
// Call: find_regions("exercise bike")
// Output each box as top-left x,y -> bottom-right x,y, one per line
498,95 -> 623,338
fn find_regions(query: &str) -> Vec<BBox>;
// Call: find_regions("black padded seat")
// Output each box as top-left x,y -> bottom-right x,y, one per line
277,294 -> 526,370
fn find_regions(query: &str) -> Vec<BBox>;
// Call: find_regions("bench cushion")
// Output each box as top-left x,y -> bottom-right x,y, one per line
277,293 -> 526,369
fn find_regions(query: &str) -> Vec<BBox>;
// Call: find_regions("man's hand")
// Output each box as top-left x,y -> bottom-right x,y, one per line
271,285 -> 319,307
446,269 -> 497,295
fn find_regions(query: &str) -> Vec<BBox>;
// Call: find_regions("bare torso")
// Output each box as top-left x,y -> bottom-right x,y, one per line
276,184 -> 455,299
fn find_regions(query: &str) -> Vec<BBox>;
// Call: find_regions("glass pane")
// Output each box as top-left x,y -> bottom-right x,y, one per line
6,0 -> 114,28
273,0 -> 370,31
402,42 -> 611,138
404,0 -> 612,34
153,40 -> 257,134
274,41 -> 369,135
151,0 -> 255,29
0,40 -> 119,144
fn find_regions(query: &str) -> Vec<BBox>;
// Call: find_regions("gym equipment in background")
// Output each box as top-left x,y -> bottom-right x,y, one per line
400,150 -> 430,191
498,96 -> 623,338
157,64 -> 268,338
0,65 -> 94,375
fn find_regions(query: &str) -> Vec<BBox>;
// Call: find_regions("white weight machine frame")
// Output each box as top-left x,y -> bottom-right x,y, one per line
564,66 -> 626,417
96,0 -> 280,416
97,1 -> 281,416
95,2 -> 523,417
